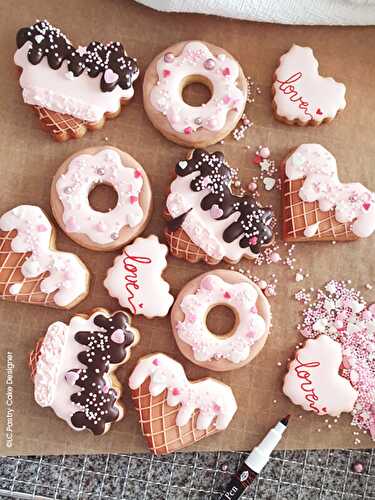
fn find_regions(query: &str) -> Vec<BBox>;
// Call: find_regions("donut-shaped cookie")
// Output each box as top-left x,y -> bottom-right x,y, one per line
51,146 -> 152,251
171,270 -> 271,372
143,41 -> 247,147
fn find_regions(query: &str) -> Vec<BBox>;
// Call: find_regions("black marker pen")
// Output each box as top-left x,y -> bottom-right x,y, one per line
219,416 -> 290,500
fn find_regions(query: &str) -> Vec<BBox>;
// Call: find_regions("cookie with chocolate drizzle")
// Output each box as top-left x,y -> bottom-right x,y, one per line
30,309 -> 139,435
14,20 -> 140,141
165,149 -> 275,264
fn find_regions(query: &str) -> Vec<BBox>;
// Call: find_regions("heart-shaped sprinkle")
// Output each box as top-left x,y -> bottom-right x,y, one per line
102,384 -> 109,394
139,303 -> 143,308
130,195 -> 138,204
249,236 -> 258,246
37,224 -> 48,232
222,95 -> 231,104
35,34 -> 44,44
65,370 -> 79,385
213,403 -> 221,413
184,127 -> 192,135
134,169 -> 142,178
210,204 -> 223,219
111,329 -> 125,344
222,67 -> 231,76
263,177 -> 276,191
172,387 -> 180,396
104,68 -> 119,84
178,160 -> 188,170
316,108 -> 323,115
363,202 -> 371,211
224,291 -> 231,299
152,358 -> 160,366
163,69 -> 171,78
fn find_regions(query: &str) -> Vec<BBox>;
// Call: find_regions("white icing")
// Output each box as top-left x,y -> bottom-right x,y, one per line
55,149 -> 144,245
166,174 -> 256,262
283,335 -> 358,417
150,41 -> 246,134
14,43 -> 138,122
176,274 -> 266,363
285,144 -> 375,238
104,235 -> 174,317
273,44 -> 346,123
129,353 -> 237,430
0,205 -> 88,307
33,312 -> 121,431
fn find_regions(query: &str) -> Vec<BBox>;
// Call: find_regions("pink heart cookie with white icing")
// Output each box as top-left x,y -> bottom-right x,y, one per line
283,335 -> 358,417
272,45 -> 346,126
104,235 -> 174,318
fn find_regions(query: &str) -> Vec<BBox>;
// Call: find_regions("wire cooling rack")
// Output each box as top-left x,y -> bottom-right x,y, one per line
0,448 -> 374,499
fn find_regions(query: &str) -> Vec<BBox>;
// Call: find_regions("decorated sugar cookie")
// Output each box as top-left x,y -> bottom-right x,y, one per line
282,144 -> 375,241
0,205 -> 89,309
30,309 -> 139,435
14,20 -> 139,141
143,41 -> 247,147
129,353 -> 238,454
272,45 -> 346,126
171,270 -> 271,372
283,335 -> 358,417
51,147 -> 152,251
104,235 -> 174,318
165,149 -> 275,265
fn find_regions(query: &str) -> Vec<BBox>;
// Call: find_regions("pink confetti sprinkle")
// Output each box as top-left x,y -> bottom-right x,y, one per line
363,202 -> 371,211
162,69 -> 171,77
152,358 -> 160,366
130,195 -> 138,205
187,312 -> 197,323
172,388 -> 180,396
222,67 -> 230,76
213,403 -> 221,412
224,291 -> 231,299
249,236 -> 258,245
184,127 -> 192,135
223,95 -> 231,104
36,224 -> 48,232
134,170 -> 142,178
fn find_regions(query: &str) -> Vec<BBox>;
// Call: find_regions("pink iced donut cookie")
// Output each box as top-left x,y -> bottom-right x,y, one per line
143,41 -> 247,147
51,146 -> 152,251
171,269 -> 271,372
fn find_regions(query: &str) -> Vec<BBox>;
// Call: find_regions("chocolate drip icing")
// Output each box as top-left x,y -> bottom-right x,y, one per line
16,20 -> 139,93
70,312 -> 135,435
174,149 -> 274,254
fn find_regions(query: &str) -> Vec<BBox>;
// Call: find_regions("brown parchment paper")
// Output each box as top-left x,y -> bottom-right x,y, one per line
0,0 -> 374,456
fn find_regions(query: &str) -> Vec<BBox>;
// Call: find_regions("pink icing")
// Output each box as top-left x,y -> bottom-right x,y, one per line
150,41 -> 246,134
176,274 -> 266,363
129,353 -> 237,430
285,144 -> 375,238
273,45 -> 346,123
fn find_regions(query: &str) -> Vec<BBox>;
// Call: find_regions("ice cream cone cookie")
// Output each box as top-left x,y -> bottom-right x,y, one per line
51,146 -> 152,251
282,144 -> 375,242
104,235 -> 174,318
30,309 -> 139,435
272,45 -> 346,126
14,20 -> 139,142
171,270 -> 271,372
143,41 -> 247,147
129,353 -> 238,454
283,335 -> 358,417
0,205 -> 89,309
165,149 -> 275,265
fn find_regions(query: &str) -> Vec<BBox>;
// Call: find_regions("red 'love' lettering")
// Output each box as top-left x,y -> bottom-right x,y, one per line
276,72 -> 314,120
294,354 -> 324,414
122,252 -> 152,313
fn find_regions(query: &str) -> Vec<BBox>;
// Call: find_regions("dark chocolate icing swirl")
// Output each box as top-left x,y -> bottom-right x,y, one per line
172,149 -> 274,254
16,20 -> 139,93
70,312 -> 135,435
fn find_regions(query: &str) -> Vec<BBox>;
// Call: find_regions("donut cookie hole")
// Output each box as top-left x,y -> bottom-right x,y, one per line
205,304 -> 238,338
88,183 -> 118,213
180,75 -> 213,107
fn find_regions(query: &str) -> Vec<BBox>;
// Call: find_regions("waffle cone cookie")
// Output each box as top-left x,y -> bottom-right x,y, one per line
14,20 -> 139,142
282,144 -> 375,242
0,205 -> 89,309
165,149 -> 275,265
31,309 -> 139,435
272,45 -> 346,126
171,270 -> 271,372
129,353 -> 238,455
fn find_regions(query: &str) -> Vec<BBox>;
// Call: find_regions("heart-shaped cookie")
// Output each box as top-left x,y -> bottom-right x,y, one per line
281,144 -> 375,242
14,20 -> 139,142
272,45 -> 346,126
129,353 -> 237,454
0,205 -> 89,309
